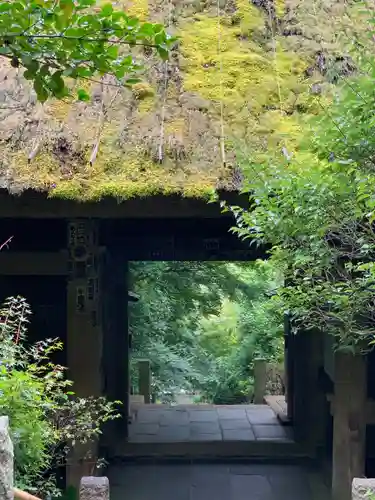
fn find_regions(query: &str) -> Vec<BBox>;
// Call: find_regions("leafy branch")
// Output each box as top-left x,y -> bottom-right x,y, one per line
0,0 -> 175,101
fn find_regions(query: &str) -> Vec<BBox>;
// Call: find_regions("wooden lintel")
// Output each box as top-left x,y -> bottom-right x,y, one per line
0,251 -> 68,275
0,191 -> 235,219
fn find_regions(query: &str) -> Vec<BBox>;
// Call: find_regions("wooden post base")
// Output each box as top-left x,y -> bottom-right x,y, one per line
332,352 -> 366,500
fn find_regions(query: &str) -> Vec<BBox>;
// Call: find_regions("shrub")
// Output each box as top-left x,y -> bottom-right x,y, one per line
0,296 -> 120,497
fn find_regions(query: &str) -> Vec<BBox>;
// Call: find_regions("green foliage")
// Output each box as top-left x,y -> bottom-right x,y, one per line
196,262 -> 283,403
0,0 -> 174,101
129,262 -> 239,398
230,29 -> 375,351
129,261 -> 283,403
0,296 -> 119,497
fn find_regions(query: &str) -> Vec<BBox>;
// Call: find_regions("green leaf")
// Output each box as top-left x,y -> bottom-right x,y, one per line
156,46 -> 169,60
139,23 -> 156,36
78,0 -> 96,6
59,0 -> 74,17
112,11 -> 125,21
155,32 -> 166,45
23,70 -> 34,80
101,3 -> 113,17
152,24 -> 164,34
0,3 -> 11,11
124,78 -> 142,86
50,71 -> 65,96
107,45 -> 119,59
33,78 -> 49,102
39,65 -> 50,77
77,88 -> 90,101
64,27 -> 87,37
22,56 -> 39,74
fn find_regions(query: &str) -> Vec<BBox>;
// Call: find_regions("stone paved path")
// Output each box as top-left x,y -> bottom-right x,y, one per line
109,462 -> 331,500
129,404 -> 293,443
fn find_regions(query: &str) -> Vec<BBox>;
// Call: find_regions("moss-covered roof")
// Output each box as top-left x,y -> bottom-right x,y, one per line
0,0 -> 365,201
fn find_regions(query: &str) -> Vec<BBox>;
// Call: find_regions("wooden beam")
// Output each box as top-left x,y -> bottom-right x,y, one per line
0,191 -> 229,219
332,352 -> 367,500
0,252 -> 68,275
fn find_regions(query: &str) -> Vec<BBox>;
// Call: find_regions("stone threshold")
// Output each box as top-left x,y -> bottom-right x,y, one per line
112,439 -> 310,460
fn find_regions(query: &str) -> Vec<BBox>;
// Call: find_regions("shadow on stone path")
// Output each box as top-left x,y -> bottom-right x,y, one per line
108,462 -> 331,500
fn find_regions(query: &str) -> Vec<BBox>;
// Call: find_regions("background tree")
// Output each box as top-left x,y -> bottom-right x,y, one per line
230,53 -> 375,352
129,260 -> 283,403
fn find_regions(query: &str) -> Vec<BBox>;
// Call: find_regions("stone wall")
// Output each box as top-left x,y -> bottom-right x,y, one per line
0,417 -> 13,500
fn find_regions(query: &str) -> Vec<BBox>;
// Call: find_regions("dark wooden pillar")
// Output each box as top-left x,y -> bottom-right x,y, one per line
291,329 -> 325,453
332,352 -> 366,500
66,219 -> 104,488
306,330 -> 326,455
101,249 -> 130,449
284,312 -> 294,422
292,331 -> 309,442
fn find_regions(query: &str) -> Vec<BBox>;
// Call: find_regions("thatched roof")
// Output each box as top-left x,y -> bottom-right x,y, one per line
0,0 -> 365,202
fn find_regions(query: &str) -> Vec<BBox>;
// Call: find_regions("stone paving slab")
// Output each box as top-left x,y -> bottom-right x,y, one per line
129,403 -> 292,443
246,407 -> 280,425
222,428 -> 256,441
217,408 -> 247,419
157,425 -> 190,441
188,410 -> 219,422
189,432 -> 223,441
190,422 -> 221,434
253,424 -> 287,439
160,411 -> 190,426
108,463 -> 331,500
220,418 -> 251,430
230,474 -> 274,500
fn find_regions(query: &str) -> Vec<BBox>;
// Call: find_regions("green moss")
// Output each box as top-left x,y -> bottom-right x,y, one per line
132,82 -> 155,114
274,0 -> 286,18
132,82 -> 155,99
100,0 -> 149,20
49,180 -> 84,200
234,0 -> 264,35
125,0 -> 149,21
165,119 -> 185,135
27,145 -> 220,201
180,2 -> 308,149
4,0 -> 368,202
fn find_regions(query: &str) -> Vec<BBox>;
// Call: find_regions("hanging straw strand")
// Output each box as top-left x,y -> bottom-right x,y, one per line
217,0 -> 226,167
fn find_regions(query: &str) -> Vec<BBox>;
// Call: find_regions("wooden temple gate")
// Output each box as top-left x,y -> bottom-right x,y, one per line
0,191 -> 371,500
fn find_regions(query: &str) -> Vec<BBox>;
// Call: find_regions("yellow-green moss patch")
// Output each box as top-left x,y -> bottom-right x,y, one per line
179,1 -> 308,150
125,0 -> 149,21
275,0 -> 286,18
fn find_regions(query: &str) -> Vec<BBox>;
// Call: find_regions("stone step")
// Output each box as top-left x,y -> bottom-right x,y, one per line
111,439 -> 309,461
